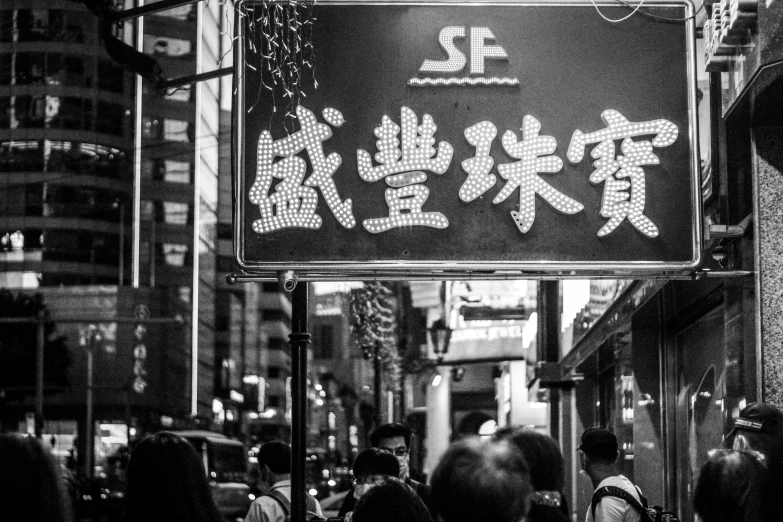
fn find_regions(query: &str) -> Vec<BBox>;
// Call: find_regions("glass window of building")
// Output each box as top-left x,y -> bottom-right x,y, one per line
163,201 -> 189,225
163,119 -> 190,142
163,243 -> 188,267
163,160 -> 191,183
144,35 -> 193,57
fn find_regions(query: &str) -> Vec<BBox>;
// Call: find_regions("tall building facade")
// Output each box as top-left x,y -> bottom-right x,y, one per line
0,0 -> 261,475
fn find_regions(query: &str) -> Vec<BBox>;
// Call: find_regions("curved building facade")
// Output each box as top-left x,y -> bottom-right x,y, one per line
0,0 -> 134,287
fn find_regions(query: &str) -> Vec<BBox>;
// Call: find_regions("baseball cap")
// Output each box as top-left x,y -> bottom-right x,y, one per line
731,402 -> 783,436
578,427 -> 618,456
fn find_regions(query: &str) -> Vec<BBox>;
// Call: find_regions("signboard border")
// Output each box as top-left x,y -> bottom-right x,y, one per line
233,0 -> 703,278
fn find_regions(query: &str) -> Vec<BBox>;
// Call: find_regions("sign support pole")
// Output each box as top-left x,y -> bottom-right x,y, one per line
289,280 -> 309,522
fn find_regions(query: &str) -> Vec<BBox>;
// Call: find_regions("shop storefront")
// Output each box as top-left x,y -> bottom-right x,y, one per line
551,0 -> 783,517
554,276 -> 755,520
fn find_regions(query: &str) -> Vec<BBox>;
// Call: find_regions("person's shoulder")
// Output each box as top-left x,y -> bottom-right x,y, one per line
246,495 -> 279,522
251,494 -> 279,508
407,477 -> 431,493
599,475 -> 637,493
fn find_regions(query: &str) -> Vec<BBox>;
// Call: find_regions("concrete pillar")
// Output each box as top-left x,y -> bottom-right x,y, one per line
753,125 -> 783,407
508,360 -> 547,428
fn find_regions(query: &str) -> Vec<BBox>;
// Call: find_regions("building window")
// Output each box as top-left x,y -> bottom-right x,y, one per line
163,160 -> 191,183
163,202 -> 189,225
163,120 -> 191,142
96,102 -> 125,136
144,35 -> 193,57
98,60 -> 125,93
315,324 -> 333,359
163,243 -> 188,267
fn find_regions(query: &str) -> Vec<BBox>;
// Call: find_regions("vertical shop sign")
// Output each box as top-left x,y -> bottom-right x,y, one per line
132,304 -> 150,393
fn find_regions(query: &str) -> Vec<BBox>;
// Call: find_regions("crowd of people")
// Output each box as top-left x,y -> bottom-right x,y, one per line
1,402 -> 782,522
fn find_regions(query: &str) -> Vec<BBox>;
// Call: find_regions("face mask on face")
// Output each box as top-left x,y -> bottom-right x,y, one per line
397,456 -> 409,478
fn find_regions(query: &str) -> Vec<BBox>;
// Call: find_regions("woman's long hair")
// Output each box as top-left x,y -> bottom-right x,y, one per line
123,432 -> 224,522
694,449 -> 766,522
0,433 -> 74,522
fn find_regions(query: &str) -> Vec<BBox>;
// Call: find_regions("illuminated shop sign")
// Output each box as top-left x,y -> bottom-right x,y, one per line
235,1 -> 701,278
444,319 -> 528,363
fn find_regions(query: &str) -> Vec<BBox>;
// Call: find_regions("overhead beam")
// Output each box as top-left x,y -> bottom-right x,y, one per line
158,67 -> 234,90
109,0 -> 203,23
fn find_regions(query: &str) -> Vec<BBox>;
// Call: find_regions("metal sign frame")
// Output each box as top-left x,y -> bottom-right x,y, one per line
233,0 -> 702,280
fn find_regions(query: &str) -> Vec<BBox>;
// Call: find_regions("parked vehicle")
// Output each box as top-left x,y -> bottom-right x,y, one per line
175,430 -> 252,522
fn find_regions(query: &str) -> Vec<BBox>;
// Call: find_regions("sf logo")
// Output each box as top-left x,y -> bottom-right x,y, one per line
419,27 -> 510,75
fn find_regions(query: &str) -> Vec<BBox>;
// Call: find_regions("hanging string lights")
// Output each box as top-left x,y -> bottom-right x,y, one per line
238,0 -> 317,120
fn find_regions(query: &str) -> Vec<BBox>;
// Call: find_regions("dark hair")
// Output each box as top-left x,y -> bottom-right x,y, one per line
258,440 -> 291,474
123,432 -> 223,522
352,448 -> 400,480
431,437 -> 532,522
370,423 -> 412,449
693,449 -> 766,522
0,434 -> 74,522
353,476 -> 433,522
494,427 -> 569,522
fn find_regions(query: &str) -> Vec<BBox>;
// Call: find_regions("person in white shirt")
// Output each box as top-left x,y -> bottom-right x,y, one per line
579,427 -> 641,522
244,441 -> 323,522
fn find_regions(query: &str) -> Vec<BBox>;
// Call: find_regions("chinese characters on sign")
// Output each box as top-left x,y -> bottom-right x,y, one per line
237,2 -> 699,273
249,106 -> 678,238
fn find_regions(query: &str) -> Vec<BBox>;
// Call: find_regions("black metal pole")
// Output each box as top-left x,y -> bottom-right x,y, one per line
538,281 -> 561,438
374,342 -> 383,428
290,283 -> 309,522
35,312 -> 44,439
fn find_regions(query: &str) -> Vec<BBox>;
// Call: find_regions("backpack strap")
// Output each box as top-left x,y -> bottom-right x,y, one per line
264,489 -> 323,521
591,485 -> 646,519
263,488 -> 291,516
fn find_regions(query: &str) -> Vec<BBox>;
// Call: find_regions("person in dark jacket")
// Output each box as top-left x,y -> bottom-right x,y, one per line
352,476 -> 433,522
339,448 -> 399,522
339,423 -> 436,520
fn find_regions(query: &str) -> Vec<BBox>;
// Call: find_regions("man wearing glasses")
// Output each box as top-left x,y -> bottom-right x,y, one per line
338,423 -> 437,520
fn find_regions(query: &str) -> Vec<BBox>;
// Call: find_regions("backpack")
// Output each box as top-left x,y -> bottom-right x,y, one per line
591,485 -> 680,522
262,488 -> 325,522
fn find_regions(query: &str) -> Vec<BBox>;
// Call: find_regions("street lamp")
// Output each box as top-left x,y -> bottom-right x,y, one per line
428,318 -> 452,362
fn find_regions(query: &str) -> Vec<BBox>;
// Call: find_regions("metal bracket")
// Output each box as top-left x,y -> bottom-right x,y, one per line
707,213 -> 753,240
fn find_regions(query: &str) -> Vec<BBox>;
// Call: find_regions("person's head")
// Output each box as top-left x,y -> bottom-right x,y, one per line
729,403 -> 783,465
370,423 -> 412,479
124,432 -> 223,522
257,440 -> 291,486
0,433 -> 74,522
693,449 -> 766,522
352,476 -> 433,522
352,448 -> 400,500
431,437 -> 532,522
578,427 -> 618,474
494,427 -> 569,522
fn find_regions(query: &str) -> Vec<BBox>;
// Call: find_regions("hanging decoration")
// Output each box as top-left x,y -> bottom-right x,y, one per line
350,282 -> 402,393
238,0 -> 317,121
